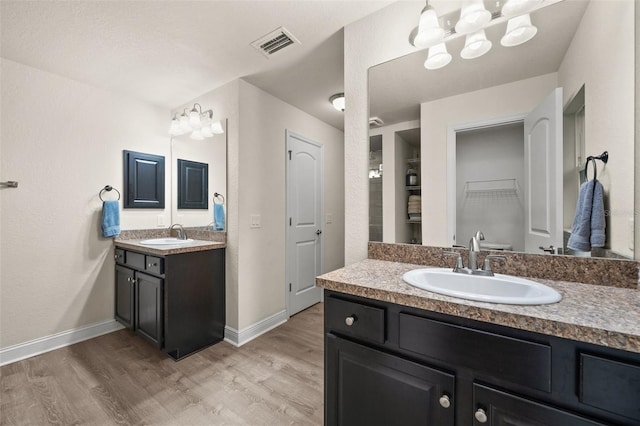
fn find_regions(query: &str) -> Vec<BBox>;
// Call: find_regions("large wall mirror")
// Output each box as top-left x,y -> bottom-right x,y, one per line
369,0 -> 635,259
170,119 -> 227,228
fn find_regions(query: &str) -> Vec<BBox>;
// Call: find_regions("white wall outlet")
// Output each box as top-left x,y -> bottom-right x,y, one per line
157,214 -> 165,226
177,214 -> 185,223
250,214 -> 261,228
629,218 -> 635,251
326,213 -> 333,224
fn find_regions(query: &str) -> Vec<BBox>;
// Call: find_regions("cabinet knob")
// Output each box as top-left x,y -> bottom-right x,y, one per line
148,262 -> 157,268
345,316 -> 356,326
474,408 -> 488,423
438,394 -> 451,408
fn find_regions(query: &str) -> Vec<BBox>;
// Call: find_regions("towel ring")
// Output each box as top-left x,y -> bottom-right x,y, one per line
214,192 -> 225,204
99,185 -> 121,201
584,157 -> 597,181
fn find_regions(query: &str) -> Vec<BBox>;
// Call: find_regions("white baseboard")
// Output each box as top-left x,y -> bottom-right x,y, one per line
0,319 -> 124,366
224,309 -> 288,347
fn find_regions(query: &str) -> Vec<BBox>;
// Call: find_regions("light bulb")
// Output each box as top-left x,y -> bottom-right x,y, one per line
461,30 -> 492,59
414,5 -> 444,49
211,121 -> 225,135
190,129 -> 204,140
455,0 -> 491,35
169,118 -> 181,135
424,43 -> 452,70
501,0 -> 542,18
501,14 -> 537,47
189,110 -> 202,129
179,114 -> 191,133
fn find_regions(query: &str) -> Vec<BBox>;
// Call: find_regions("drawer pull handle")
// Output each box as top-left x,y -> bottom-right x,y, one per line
345,316 -> 356,326
148,262 -> 157,268
475,408 -> 488,423
439,395 -> 451,408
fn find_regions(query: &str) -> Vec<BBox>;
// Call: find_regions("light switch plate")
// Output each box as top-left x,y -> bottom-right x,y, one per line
251,214 -> 261,228
326,214 -> 333,224
157,214 -> 165,226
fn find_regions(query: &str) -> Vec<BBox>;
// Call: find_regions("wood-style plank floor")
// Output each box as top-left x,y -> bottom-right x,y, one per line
0,304 -> 324,425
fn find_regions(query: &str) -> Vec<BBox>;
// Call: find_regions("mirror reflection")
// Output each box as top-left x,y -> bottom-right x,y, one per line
170,119 -> 227,228
369,0 -> 635,259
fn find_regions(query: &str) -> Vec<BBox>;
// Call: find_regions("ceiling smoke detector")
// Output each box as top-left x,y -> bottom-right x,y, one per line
251,27 -> 300,58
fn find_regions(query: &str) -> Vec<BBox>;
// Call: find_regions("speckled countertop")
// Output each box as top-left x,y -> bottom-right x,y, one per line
316,259 -> 640,354
115,239 -> 225,256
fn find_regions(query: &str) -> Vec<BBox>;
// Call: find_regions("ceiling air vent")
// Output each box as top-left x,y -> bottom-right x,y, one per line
369,117 -> 385,128
251,27 -> 300,58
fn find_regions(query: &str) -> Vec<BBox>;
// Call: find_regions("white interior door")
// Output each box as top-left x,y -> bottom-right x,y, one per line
286,130 -> 323,316
524,88 -> 563,253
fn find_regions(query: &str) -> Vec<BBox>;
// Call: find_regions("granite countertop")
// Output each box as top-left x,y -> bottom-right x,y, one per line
316,259 -> 640,354
115,239 -> 225,256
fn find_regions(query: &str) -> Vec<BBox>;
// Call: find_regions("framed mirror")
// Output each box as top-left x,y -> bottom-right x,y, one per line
369,0 -> 635,259
171,119 -> 227,228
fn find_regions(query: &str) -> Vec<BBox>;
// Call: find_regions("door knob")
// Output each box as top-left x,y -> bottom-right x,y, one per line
539,245 -> 556,254
316,230 -> 322,235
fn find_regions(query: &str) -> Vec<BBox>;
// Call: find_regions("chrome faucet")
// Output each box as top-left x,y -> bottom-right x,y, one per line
170,223 -> 188,240
468,236 -> 481,273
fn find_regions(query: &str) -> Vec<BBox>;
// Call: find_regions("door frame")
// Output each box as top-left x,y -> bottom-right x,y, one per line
446,113 -> 527,246
285,129 -> 325,318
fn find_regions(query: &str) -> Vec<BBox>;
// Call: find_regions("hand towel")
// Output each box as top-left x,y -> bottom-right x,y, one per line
102,200 -> 120,238
213,203 -> 225,231
567,180 -> 605,251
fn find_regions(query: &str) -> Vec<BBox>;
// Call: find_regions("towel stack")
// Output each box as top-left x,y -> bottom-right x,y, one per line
408,195 -> 421,221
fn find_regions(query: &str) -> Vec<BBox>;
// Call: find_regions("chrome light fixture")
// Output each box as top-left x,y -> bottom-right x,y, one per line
414,1 -> 444,49
501,13 -> 538,46
169,103 -> 224,139
461,30 -> 492,59
455,0 -> 492,35
330,93 -> 345,112
424,42 -> 452,70
412,0 -> 545,71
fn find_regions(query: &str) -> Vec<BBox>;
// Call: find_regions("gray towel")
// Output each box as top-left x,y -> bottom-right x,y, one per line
567,180 -> 605,251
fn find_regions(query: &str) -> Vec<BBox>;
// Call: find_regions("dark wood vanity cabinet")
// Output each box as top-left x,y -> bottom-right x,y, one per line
114,246 -> 225,359
324,291 -> 640,426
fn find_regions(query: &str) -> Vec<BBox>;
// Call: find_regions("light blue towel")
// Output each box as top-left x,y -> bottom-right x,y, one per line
102,200 -> 120,238
567,180 -> 605,251
213,203 -> 225,231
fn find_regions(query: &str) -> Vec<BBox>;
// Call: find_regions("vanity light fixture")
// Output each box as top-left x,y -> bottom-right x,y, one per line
330,93 -> 345,112
413,0 -> 444,49
413,0 -> 544,70
169,103 -> 225,139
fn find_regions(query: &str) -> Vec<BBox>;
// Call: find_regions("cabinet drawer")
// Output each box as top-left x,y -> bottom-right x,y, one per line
145,255 -> 163,275
399,313 -> 551,392
579,353 -> 640,422
125,251 -> 145,269
325,297 -> 385,344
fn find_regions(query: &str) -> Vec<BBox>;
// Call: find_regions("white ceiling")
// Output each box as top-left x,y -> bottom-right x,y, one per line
0,0 -> 394,131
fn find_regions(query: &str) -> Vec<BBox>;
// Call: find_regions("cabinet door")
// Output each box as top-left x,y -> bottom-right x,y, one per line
326,333 -> 455,426
135,272 -> 163,347
473,384 -> 605,426
115,265 -> 135,329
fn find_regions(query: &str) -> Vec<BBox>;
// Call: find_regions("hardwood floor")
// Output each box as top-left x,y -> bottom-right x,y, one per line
0,304 -> 324,425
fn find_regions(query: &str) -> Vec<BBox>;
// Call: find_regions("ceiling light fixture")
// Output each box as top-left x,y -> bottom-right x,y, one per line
330,93 -> 345,112
412,0 -> 544,71
169,103 -> 224,139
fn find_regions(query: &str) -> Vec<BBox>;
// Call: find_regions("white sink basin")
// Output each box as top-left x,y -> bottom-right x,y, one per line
402,268 -> 561,305
140,238 -> 194,246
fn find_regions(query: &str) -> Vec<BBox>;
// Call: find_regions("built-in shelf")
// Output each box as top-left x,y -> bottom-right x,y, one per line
407,219 -> 422,224
406,186 -> 421,191
407,158 -> 421,165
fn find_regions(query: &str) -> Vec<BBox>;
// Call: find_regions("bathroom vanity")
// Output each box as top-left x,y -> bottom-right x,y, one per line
318,255 -> 640,425
114,239 -> 225,360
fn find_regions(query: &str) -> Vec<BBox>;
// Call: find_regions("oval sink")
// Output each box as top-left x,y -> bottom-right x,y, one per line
402,268 -> 561,305
140,238 -> 194,246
